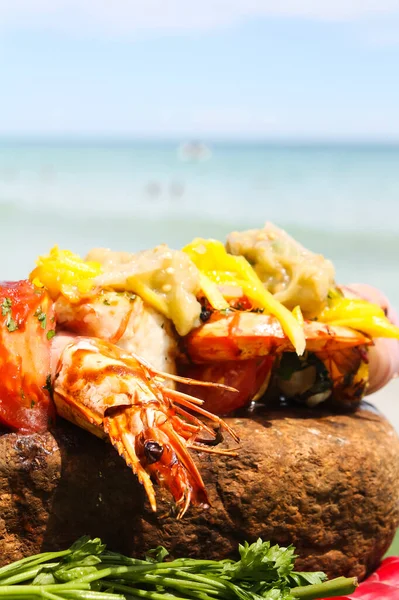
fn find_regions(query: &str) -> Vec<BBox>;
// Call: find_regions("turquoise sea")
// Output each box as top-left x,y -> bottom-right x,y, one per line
1,139 -> 398,428
1,140 -> 398,300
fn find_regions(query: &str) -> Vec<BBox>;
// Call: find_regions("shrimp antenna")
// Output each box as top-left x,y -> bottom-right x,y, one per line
127,352 -> 238,392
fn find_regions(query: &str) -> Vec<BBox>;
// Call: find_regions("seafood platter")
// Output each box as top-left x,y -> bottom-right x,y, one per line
0,222 -> 399,599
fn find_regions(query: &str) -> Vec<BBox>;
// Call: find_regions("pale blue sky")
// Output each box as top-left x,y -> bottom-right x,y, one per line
1,1 -> 399,139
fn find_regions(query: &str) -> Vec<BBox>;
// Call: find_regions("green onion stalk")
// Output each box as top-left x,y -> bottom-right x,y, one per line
0,537 -> 357,600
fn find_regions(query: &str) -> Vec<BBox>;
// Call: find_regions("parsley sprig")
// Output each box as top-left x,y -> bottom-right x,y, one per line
0,537 -> 357,600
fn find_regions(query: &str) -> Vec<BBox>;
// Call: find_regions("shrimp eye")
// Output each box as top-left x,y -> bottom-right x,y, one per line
144,440 -> 164,464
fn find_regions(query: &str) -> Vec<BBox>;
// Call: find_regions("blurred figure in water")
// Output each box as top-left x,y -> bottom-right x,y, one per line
169,181 -> 185,199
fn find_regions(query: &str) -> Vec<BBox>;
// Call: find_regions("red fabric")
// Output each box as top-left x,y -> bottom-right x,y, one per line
334,557 -> 399,599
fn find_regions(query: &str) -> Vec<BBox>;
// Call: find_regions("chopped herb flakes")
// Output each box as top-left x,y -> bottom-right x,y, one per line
6,317 -> 18,332
46,329 -> 56,340
34,306 -> 47,329
1,297 -> 12,316
1,297 -> 18,331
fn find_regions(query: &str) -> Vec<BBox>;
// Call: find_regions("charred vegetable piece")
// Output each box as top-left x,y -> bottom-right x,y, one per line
0,280 -> 55,432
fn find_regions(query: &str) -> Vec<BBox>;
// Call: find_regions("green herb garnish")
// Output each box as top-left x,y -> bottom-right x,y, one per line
47,329 -> 56,340
1,297 -> 12,317
1,298 -> 18,332
6,318 -> 18,332
0,537 -> 357,600
34,306 -> 47,329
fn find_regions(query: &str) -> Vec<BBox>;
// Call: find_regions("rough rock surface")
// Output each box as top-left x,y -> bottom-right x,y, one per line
0,402 -> 398,582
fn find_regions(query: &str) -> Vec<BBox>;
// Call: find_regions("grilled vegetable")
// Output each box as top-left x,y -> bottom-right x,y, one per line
0,280 -> 55,432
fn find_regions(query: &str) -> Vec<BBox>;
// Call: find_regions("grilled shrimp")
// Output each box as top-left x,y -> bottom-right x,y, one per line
180,310 -> 372,413
52,334 -> 238,517
55,291 -> 177,378
185,312 -> 371,362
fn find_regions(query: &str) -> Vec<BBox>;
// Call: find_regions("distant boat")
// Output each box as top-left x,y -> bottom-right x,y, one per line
177,141 -> 212,162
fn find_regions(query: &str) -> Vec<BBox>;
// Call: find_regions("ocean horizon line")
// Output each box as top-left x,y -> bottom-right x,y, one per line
1,135 -> 399,149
